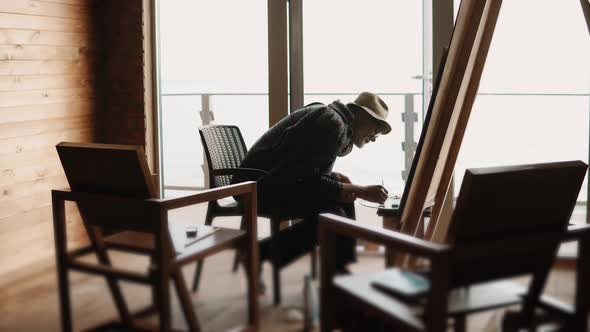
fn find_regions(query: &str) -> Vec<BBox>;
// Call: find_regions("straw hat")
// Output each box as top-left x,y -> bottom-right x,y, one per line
349,92 -> 391,135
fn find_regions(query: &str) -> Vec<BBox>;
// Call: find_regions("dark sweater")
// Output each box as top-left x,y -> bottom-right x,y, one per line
233,100 -> 355,205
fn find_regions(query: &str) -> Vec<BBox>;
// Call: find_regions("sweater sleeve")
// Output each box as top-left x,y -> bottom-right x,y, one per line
275,110 -> 348,200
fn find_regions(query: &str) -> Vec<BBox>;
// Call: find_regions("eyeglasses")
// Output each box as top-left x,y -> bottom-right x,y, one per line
368,119 -> 385,142
369,132 -> 381,142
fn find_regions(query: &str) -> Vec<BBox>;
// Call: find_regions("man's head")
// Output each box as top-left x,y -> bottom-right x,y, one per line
348,92 -> 391,148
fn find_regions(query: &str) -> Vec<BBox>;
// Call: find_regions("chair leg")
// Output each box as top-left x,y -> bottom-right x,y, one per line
519,262 -> 553,328
172,268 -> 201,332
154,269 -> 171,332
53,199 -> 73,332
192,205 -> 215,292
310,247 -> 317,280
232,216 -> 246,272
86,226 -> 132,324
271,219 -> 282,306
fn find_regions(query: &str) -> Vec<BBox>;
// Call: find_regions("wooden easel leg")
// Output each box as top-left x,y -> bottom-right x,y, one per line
404,214 -> 428,269
427,180 -> 454,243
383,217 -> 401,267
580,0 -> 590,35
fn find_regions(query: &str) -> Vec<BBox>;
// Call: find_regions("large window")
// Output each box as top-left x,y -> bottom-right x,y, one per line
453,0 -> 590,209
155,1 -> 590,216
302,1 -> 425,195
157,0 -> 428,197
158,0 -> 268,192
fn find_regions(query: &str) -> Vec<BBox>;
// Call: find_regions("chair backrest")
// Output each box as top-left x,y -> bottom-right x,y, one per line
57,142 -> 158,233
199,125 -> 248,188
448,160 -> 587,287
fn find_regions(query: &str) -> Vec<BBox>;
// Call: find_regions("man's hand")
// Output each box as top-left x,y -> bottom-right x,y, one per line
358,185 -> 388,204
331,172 -> 351,184
340,183 -> 388,204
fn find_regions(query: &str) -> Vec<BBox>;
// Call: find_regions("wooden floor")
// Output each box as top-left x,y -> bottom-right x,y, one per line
0,200 -> 583,331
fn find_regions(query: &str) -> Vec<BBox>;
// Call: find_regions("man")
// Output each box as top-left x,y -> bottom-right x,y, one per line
234,91 -> 390,272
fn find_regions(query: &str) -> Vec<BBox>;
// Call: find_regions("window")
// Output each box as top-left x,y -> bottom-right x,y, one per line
158,0 -> 268,192
454,0 -> 590,210
302,0 -> 425,195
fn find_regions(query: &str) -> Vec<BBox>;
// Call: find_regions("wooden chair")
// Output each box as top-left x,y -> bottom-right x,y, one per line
193,125 -> 317,305
320,161 -> 589,332
52,142 -> 259,331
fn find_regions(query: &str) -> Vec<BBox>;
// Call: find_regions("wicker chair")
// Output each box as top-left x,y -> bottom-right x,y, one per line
192,124 -> 317,305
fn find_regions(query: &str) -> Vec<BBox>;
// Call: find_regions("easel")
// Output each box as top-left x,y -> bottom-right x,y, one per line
582,0 -> 590,223
582,0 -> 590,35
383,0 -> 590,266
396,0 -> 503,245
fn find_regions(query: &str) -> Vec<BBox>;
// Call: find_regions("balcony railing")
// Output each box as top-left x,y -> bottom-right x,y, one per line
159,91 -> 590,208
160,92 -> 423,192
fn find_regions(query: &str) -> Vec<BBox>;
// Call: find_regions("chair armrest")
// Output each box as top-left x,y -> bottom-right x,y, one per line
148,181 -> 257,210
52,182 -> 257,211
563,223 -> 590,241
319,213 -> 450,258
212,167 -> 269,180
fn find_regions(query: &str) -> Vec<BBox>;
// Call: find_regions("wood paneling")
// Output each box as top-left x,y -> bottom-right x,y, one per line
0,13 -> 89,32
0,101 -> 93,123
0,44 -> 91,61
0,74 -> 93,92
0,115 -> 95,140
41,0 -> 94,6
0,29 -> 92,47
0,128 -> 93,161
0,87 -> 93,107
0,0 -> 90,19
0,0 -> 152,298
0,0 -> 98,288
0,191 -> 51,219
0,59 -> 92,76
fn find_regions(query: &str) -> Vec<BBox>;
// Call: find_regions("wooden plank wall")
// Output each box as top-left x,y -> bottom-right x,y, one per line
0,0 -> 152,289
0,0 -> 99,288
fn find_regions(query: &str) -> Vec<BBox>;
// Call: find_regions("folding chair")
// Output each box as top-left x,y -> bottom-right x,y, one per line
320,161 -> 589,332
52,142 -> 259,331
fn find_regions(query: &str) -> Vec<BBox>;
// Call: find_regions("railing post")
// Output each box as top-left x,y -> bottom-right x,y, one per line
401,94 -> 418,180
200,94 -> 213,189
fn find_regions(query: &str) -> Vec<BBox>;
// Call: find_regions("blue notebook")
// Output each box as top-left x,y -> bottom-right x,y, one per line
371,269 -> 430,302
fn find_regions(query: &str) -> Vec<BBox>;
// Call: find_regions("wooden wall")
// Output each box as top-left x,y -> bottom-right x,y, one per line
0,0 -> 152,288
0,0 -> 98,288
